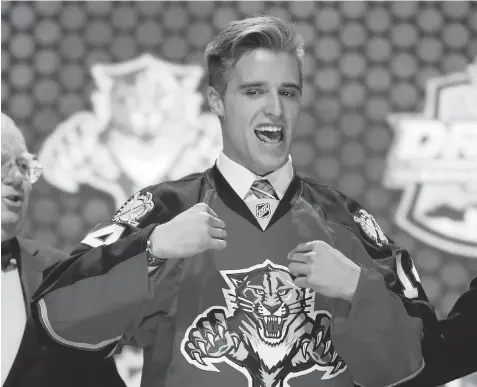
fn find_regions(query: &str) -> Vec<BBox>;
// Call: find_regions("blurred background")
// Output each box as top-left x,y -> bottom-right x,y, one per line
1,1 -> 476,386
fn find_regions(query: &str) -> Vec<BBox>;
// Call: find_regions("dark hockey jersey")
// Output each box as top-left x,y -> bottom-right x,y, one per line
32,166 -> 437,387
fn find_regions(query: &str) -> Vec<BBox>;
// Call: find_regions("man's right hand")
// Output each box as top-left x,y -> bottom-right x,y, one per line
149,203 -> 227,259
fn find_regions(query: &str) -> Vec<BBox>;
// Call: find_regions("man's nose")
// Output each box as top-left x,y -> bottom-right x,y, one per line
264,92 -> 284,119
4,164 -> 26,186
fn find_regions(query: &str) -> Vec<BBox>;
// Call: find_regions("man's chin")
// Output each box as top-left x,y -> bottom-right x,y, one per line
1,214 -> 24,241
1,226 -> 21,242
252,155 -> 289,176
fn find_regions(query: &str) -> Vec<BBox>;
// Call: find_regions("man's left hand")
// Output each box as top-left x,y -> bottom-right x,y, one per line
288,241 -> 361,302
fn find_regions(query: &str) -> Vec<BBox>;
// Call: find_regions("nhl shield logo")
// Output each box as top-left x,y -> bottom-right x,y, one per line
383,57 -> 477,258
256,203 -> 271,219
38,54 -> 222,207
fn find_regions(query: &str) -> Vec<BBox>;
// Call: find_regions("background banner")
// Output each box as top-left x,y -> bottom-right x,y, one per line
2,1 -> 476,386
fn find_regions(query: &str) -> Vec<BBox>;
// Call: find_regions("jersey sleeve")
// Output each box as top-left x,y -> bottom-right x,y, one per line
329,192 -> 440,387
31,188 -> 185,357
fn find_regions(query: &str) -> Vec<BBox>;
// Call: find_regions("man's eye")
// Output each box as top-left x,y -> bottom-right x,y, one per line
281,90 -> 297,97
245,89 -> 261,96
17,160 -> 30,171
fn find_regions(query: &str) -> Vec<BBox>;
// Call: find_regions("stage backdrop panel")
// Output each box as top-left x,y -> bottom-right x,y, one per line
2,2 -> 476,386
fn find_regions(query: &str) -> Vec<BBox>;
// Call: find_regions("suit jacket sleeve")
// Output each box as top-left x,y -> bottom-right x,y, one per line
329,192 -> 440,387
31,188 -> 185,357
405,278 -> 477,387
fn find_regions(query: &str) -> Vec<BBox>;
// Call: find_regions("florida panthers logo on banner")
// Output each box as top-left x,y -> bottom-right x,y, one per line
384,57 -> 477,258
38,54 -> 222,207
181,261 -> 347,387
37,54 -> 223,387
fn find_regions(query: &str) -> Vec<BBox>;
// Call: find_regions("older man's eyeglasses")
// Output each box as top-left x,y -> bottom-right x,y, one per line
1,154 -> 43,184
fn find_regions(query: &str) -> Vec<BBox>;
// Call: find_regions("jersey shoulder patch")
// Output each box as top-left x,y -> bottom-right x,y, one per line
112,191 -> 154,226
353,208 -> 389,247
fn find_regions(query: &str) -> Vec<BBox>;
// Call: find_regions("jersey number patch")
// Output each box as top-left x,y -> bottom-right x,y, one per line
81,224 -> 126,248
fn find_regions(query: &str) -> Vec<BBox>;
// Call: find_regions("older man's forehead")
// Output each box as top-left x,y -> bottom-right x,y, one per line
1,114 -> 28,157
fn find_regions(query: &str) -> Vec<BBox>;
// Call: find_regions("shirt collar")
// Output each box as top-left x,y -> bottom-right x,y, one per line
216,152 -> 294,200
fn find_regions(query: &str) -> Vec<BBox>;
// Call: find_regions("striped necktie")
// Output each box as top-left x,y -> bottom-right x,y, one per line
250,179 -> 279,200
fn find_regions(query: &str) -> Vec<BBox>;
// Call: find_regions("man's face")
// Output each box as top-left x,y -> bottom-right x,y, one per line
1,117 -> 32,241
218,49 -> 301,176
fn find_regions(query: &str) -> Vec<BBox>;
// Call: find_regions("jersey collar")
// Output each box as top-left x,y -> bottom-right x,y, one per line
216,152 -> 294,200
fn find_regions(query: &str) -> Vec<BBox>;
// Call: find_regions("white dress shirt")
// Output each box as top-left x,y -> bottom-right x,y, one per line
216,153 -> 294,229
1,261 -> 27,385
216,152 -> 294,203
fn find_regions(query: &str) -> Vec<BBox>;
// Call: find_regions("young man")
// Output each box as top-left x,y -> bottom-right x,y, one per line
1,113 -> 126,387
33,17 -> 437,387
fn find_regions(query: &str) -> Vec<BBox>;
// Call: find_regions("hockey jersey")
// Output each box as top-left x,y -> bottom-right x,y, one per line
32,166 -> 436,387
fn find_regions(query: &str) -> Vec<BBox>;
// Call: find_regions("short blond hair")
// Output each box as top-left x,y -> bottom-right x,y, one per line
205,16 -> 305,95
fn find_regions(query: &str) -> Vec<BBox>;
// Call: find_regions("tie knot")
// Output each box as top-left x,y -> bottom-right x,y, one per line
250,179 -> 279,200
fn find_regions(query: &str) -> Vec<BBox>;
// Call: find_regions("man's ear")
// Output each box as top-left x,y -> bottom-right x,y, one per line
207,86 -> 224,116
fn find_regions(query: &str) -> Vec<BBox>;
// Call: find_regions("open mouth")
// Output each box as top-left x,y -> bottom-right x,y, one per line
3,195 -> 23,207
262,316 -> 285,338
254,125 -> 283,144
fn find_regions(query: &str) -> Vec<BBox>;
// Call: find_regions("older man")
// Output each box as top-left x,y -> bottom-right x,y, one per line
1,113 -> 126,387
33,16 -> 437,387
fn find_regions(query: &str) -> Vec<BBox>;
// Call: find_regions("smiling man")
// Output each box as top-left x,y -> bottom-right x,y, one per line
211,47 -> 301,176
33,17 -> 437,387
1,113 -> 126,387
1,116 -> 36,241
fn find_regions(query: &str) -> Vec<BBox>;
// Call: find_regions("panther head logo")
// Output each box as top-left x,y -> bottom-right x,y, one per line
223,263 -> 311,346
182,260 -> 347,387
38,54 -> 222,207
38,54 -> 223,387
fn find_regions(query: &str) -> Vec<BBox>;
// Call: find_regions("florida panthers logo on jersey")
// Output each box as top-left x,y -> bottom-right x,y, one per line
181,260 -> 347,387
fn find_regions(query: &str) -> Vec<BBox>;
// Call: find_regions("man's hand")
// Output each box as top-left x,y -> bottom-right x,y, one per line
288,241 -> 361,302
149,203 -> 227,259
